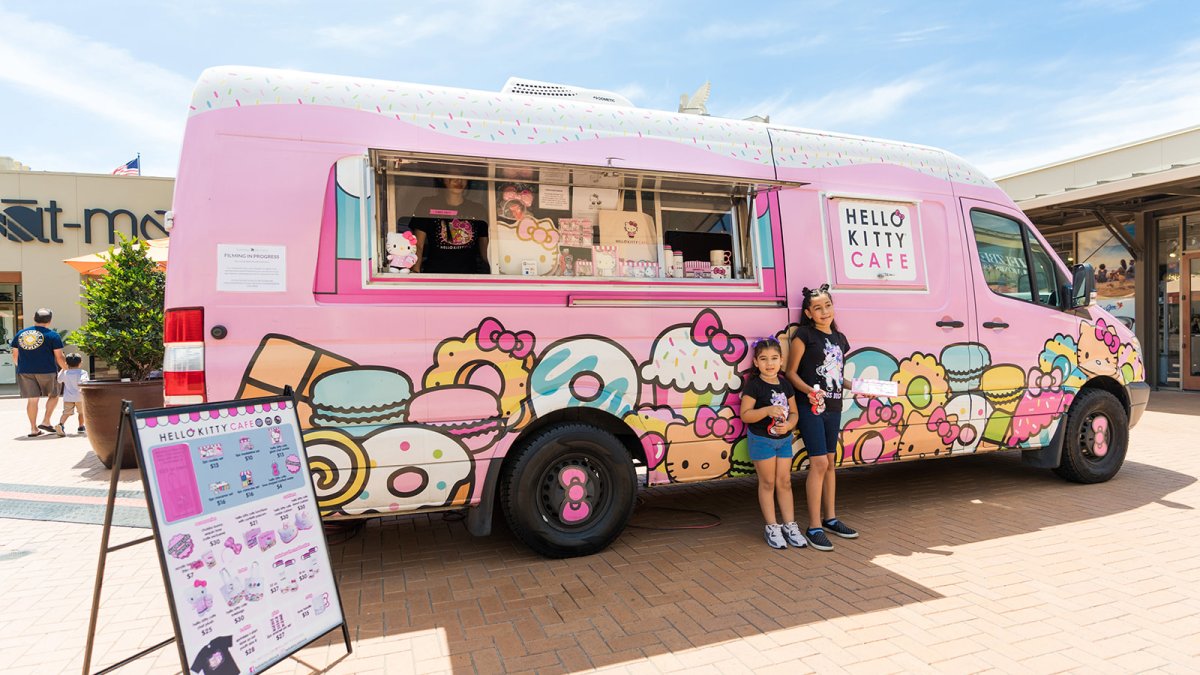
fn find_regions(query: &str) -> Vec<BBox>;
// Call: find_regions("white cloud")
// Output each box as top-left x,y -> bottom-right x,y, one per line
892,25 -> 948,44
974,49 -> 1200,176
316,1 -> 650,56
0,9 -> 192,143
728,75 -> 933,131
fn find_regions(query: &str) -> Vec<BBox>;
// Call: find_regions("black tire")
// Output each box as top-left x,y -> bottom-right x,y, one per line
499,423 -> 636,558
1053,388 -> 1129,484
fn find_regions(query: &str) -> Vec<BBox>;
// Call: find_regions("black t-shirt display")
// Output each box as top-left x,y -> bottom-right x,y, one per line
742,376 -> 796,438
189,635 -> 239,675
792,325 -> 851,412
407,196 -> 488,274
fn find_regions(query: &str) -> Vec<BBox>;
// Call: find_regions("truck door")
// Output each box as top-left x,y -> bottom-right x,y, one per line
959,197 -> 1075,450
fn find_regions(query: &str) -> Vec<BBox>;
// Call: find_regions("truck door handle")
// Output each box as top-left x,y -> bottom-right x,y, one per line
982,321 -> 1010,329
935,319 -> 965,328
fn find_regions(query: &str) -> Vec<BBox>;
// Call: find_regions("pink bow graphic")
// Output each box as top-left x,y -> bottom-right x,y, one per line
1027,368 -> 1063,396
694,407 -> 744,442
501,185 -> 534,207
865,399 -> 903,425
1094,319 -> 1121,354
478,318 -> 535,359
516,217 -> 560,251
691,310 -> 747,366
927,408 -> 963,445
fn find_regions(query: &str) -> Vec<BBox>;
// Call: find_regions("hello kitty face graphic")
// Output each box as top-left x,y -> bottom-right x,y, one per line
624,220 -> 639,238
1077,319 -> 1120,377
441,218 -> 475,247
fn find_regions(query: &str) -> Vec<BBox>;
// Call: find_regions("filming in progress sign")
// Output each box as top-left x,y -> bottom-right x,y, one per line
133,397 -> 347,674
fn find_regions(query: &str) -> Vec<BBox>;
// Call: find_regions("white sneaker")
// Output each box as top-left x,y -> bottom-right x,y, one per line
764,523 -> 788,549
781,522 -> 808,548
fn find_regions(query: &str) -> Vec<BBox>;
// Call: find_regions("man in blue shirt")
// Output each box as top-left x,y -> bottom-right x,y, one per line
11,308 -> 67,437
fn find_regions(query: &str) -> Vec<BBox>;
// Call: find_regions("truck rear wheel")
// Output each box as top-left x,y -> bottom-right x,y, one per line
500,423 -> 636,558
1053,388 -> 1128,484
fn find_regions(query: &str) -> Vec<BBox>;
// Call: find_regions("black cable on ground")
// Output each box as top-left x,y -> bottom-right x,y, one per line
626,495 -> 722,530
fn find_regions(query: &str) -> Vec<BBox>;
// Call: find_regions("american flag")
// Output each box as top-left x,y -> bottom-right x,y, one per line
112,156 -> 140,176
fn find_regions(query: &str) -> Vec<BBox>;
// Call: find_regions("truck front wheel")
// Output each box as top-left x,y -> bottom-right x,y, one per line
1054,388 -> 1128,484
500,423 -> 636,558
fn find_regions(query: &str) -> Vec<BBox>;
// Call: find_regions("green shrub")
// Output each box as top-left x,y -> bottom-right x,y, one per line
73,235 -> 165,380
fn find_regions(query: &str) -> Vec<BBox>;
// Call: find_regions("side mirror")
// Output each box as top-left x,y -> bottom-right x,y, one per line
1070,263 -> 1095,308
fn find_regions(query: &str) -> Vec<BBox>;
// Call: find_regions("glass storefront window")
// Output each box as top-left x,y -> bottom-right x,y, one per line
1158,216 -> 1182,386
1186,214 -> 1200,252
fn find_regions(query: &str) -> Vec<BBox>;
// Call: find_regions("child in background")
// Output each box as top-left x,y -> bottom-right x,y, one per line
55,353 -> 88,436
739,337 -> 804,550
786,285 -> 870,551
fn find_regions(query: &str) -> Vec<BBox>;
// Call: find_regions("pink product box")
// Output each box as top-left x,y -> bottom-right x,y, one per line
620,260 -> 660,278
574,260 -> 594,276
683,261 -> 713,279
558,218 -> 594,247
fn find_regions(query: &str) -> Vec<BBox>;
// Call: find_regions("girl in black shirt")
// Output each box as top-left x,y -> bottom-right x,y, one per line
739,337 -> 804,550
785,285 -> 864,551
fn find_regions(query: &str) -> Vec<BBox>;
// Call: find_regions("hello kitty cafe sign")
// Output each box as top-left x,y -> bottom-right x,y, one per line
833,199 -> 918,282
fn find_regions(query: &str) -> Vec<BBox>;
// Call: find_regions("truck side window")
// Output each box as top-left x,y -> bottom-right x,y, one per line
1028,236 -> 1066,307
970,210 -> 1033,303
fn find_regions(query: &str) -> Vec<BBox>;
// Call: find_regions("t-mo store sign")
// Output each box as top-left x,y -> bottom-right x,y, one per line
0,197 -> 168,245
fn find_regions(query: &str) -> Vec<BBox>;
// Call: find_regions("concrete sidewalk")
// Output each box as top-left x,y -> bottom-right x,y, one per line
0,392 -> 1197,673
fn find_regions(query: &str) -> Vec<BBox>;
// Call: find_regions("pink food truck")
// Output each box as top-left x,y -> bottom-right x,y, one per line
164,66 -> 1149,557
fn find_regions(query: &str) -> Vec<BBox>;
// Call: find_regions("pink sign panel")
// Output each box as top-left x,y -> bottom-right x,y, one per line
152,443 -> 203,523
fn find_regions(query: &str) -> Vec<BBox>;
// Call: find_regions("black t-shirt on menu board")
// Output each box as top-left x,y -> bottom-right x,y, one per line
189,635 -> 239,675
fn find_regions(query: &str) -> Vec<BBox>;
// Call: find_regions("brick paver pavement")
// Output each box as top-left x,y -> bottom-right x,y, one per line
1,392 -> 1197,674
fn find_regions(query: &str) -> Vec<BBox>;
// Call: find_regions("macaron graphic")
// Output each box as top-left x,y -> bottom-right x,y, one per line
939,343 -> 992,394
309,367 -> 413,432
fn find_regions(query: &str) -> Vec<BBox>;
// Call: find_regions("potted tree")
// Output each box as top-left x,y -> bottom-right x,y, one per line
74,236 -> 166,469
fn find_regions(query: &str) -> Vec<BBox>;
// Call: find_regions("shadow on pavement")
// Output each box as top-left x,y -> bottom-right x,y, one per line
308,449 -> 1194,670
1145,390 -> 1200,416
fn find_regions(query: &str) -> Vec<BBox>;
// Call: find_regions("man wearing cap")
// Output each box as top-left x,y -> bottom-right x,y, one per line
11,308 -> 67,437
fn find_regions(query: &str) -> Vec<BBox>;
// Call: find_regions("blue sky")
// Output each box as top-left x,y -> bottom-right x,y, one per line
1,0 -> 1197,179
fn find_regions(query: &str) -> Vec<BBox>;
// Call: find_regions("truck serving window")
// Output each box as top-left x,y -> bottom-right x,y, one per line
368,152 -> 756,284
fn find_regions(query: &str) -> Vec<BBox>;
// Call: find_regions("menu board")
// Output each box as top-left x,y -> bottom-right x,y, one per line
132,396 -> 347,675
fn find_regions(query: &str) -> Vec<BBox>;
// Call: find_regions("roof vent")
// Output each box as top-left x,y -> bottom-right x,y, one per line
501,77 -> 634,107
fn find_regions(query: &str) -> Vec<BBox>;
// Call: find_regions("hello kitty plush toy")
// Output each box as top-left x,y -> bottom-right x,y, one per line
386,230 -> 418,273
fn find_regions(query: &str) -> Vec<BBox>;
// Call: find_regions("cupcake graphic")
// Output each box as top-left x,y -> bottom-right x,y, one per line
639,309 -> 747,417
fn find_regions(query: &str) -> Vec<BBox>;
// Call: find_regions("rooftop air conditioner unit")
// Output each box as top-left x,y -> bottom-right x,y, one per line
501,77 -> 634,107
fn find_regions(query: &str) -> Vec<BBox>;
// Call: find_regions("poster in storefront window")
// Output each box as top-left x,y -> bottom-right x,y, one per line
132,396 -> 348,675
1078,228 -> 1136,330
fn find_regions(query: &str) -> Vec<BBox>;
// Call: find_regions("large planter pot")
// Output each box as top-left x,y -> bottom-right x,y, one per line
80,380 -> 164,469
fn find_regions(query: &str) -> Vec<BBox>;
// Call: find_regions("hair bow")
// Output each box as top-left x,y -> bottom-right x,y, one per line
691,310 -> 747,366
927,408 -> 964,445
194,580 -> 207,588
501,185 -> 534,207
1094,319 -> 1121,354
801,283 -> 831,298
478,318 -> 535,359
865,398 -> 903,425
516,217 -> 560,251
694,407 -> 744,442
1026,368 -> 1063,396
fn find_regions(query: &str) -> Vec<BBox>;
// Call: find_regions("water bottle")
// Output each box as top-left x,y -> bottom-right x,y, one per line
811,385 -> 826,415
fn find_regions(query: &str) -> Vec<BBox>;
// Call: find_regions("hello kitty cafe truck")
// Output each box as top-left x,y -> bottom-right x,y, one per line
163,66 -> 1148,558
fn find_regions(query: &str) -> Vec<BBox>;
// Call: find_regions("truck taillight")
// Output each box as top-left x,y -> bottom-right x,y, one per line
164,308 -> 206,405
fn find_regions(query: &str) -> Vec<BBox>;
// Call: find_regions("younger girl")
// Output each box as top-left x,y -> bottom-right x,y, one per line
740,337 -> 805,550
785,285 -> 861,552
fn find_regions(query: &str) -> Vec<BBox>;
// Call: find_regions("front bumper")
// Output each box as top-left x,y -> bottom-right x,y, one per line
1127,381 -> 1150,427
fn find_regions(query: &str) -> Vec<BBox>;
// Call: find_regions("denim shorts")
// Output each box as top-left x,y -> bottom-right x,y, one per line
796,405 -> 840,457
747,431 -> 794,461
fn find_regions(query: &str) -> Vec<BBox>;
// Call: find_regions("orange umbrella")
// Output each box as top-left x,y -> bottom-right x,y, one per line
63,238 -> 169,276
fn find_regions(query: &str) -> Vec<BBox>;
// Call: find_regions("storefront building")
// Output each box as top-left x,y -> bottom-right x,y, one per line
997,125 -> 1200,390
0,167 -> 173,383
